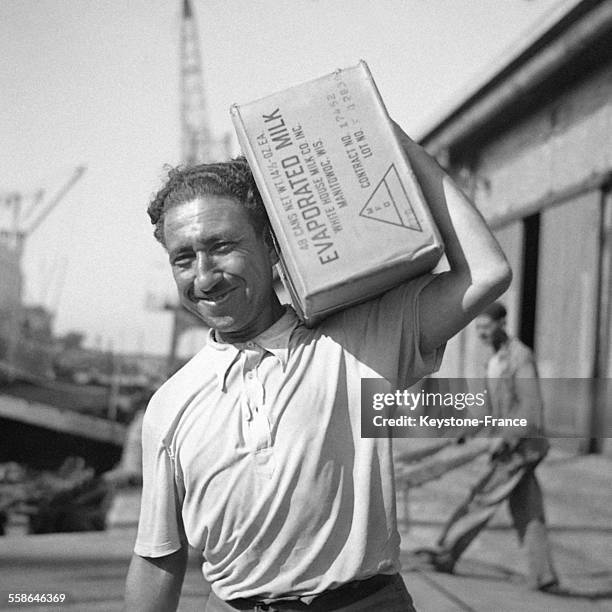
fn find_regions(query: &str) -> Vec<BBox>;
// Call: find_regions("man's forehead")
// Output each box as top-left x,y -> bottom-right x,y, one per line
167,194 -> 244,217
164,196 -> 252,237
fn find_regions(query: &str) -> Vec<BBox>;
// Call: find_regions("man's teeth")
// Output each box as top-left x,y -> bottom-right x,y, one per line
203,289 -> 232,301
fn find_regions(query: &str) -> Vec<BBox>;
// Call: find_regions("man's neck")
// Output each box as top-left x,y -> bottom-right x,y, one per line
214,297 -> 286,345
492,331 -> 510,353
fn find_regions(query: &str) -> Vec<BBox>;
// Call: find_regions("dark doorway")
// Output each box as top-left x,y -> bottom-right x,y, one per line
519,213 -> 540,348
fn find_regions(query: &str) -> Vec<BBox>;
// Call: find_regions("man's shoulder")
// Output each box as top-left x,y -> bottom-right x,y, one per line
144,345 -> 217,425
491,337 -> 536,377
158,344 -> 215,389
508,337 -> 534,362
315,273 -> 436,335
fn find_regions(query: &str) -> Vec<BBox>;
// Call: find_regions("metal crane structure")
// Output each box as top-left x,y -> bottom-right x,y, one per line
181,0 -> 211,165
0,166 -> 86,378
180,0 -> 231,165
0,166 -> 86,262
165,0 -> 232,371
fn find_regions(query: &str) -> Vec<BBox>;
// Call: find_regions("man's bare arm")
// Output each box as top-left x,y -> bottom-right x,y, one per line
123,547 -> 188,612
394,122 -> 512,353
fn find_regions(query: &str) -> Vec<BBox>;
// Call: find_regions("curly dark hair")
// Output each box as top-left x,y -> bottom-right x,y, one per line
148,156 -> 270,246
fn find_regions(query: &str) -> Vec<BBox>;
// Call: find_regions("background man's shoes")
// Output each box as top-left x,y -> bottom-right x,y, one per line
536,579 -> 564,595
410,548 -> 456,573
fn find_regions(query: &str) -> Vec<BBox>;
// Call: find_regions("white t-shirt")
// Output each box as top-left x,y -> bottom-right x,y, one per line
134,275 -> 443,601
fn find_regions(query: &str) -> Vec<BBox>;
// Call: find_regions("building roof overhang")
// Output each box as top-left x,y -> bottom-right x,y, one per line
418,0 -> 612,154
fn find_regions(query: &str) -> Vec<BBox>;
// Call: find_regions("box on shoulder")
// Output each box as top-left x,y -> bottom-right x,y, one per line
231,60 -> 443,326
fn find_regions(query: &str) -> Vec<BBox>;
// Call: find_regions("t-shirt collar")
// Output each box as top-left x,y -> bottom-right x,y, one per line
206,306 -> 299,390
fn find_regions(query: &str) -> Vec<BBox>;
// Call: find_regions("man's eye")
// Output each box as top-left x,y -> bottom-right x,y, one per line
212,242 -> 233,253
171,254 -> 194,267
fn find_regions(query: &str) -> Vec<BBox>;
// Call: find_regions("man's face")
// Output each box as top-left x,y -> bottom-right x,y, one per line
163,195 -> 279,343
475,314 -> 503,346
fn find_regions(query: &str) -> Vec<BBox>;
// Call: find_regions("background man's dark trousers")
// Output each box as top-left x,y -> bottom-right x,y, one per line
424,439 -> 557,590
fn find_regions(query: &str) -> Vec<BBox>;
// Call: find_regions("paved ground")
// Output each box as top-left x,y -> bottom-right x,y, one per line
1,447 -> 611,611
0,528 -> 207,612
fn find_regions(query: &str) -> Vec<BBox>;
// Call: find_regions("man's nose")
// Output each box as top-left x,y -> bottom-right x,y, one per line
194,252 -> 221,293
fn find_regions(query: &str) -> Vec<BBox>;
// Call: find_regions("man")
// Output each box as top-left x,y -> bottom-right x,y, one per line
123,123 -> 511,611
415,302 -> 559,592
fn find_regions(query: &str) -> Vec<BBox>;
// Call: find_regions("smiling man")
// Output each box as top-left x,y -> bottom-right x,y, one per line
124,124 -> 511,612
165,193 -> 284,341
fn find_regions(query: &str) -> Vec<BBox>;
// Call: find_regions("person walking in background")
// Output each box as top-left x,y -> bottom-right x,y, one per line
415,302 -> 560,592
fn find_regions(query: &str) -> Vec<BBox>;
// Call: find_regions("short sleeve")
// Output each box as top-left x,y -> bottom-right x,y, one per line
396,274 -> 446,384
334,274 -> 445,386
133,409 -> 185,558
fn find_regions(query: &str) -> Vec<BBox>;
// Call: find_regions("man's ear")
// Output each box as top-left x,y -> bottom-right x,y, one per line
263,227 -> 280,265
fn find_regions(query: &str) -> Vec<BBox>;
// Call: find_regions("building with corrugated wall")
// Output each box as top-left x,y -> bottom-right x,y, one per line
419,0 -> 611,453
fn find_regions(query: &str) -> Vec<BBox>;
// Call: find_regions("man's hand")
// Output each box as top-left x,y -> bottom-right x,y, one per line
123,547 -> 188,612
392,121 -> 512,354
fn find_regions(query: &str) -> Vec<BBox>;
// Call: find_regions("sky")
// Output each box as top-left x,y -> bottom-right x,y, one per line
0,0 -> 572,356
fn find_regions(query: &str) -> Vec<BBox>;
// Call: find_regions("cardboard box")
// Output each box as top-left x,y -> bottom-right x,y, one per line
231,60 -> 443,325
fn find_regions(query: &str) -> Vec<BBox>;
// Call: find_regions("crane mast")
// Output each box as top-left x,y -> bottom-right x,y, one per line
181,0 -> 223,164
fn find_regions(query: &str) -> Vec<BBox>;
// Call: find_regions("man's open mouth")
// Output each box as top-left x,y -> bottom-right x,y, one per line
197,287 -> 236,305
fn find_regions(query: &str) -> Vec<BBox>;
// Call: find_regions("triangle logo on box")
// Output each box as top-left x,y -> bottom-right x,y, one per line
359,164 -> 422,231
